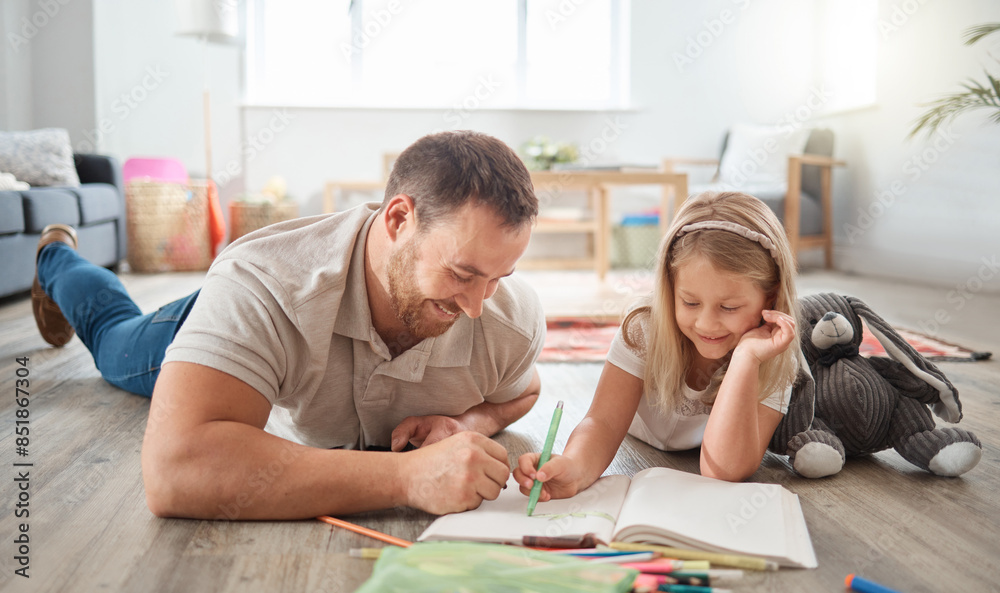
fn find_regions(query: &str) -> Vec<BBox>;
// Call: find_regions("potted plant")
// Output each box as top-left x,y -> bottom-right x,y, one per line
519,136 -> 579,171
909,23 -> 1000,138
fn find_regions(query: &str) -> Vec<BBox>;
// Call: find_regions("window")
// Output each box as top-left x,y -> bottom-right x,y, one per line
815,0 -> 878,113
246,0 -> 630,110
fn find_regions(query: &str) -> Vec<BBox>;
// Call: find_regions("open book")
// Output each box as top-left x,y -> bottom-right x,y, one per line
418,466 -> 817,569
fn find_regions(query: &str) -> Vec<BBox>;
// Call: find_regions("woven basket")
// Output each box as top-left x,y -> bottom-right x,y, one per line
126,180 -> 213,272
229,201 -> 299,242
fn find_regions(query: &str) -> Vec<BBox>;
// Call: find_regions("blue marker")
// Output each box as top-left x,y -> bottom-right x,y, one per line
846,574 -> 904,593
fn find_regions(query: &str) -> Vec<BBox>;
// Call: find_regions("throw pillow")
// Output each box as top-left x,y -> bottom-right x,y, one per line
717,124 -> 810,190
0,172 -> 29,191
0,128 -> 80,187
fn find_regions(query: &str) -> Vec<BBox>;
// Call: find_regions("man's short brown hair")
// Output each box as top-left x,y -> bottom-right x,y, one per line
383,131 -> 538,230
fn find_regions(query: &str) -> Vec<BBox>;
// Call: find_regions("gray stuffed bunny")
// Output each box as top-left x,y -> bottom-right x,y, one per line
768,293 -> 982,478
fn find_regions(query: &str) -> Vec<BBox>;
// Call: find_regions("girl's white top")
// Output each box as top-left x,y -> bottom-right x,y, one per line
607,317 -> 791,452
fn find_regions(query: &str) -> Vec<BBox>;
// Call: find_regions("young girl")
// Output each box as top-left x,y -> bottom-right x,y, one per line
515,191 -> 801,500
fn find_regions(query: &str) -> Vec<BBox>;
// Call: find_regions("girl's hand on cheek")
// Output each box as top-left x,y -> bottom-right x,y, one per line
734,310 -> 797,364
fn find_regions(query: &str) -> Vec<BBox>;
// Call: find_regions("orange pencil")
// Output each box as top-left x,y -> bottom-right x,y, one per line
317,515 -> 412,548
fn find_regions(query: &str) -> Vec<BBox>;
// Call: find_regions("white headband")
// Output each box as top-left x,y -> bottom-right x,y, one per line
674,220 -> 781,261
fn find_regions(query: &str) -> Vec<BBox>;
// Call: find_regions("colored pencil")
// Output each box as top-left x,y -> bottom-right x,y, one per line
610,542 -> 778,571
658,584 -> 732,593
527,400 -> 564,516
553,549 -> 656,557
621,559 -> 712,573
317,515 -> 412,548
582,551 -> 656,564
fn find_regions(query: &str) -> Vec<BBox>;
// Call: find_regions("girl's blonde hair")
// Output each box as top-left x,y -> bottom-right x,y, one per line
623,191 -> 799,411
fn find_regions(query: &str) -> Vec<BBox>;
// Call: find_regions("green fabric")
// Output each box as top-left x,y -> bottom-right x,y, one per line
355,542 -> 637,593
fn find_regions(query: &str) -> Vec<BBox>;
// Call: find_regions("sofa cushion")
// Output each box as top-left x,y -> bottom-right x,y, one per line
718,124 -> 810,189
0,128 -> 80,187
0,233 -> 37,298
753,188 -> 824,237
22,189 -> 81,232
0,192 -> 25,234
71,183 -> 122,224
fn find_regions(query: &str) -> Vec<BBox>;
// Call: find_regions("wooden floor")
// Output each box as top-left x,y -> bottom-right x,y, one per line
0,268 -> 998,593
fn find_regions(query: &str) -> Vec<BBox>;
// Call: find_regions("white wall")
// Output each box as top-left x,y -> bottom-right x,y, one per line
0,0 -> 97,140
0,0 -> 35,129
7,0 -> 1000,291
31,0 -> 96,138
91,0 -> 242,188
827,0 -> 1000,290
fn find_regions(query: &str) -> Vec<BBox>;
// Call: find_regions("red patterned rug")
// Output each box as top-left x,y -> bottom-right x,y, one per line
859,327 -> 991,362
540,318 -> 991,363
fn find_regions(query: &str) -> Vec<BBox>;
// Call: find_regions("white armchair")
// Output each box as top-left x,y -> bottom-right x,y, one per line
663,126 -> 845,268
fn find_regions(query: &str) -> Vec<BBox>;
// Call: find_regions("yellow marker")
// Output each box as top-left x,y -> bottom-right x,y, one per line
609,542 -> 778,571
348,547 -> 383,559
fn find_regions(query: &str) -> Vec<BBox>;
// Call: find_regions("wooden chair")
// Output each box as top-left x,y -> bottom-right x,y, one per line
663,128 -> 845,268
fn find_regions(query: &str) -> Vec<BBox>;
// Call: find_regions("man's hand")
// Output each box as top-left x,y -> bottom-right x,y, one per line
399,431 -> 511,515
391,415 -> 464,451
390,367 -> 543,451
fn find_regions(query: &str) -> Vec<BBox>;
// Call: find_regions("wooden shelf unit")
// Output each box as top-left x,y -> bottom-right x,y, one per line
527,170 -> 688,280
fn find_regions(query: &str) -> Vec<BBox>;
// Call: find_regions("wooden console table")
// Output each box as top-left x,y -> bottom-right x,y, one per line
323,169 -> 689,281
526,170 -> 689,280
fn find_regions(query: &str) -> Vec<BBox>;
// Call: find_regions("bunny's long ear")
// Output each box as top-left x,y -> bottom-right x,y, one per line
769,349 -> 815,454
846,296 -> 961,422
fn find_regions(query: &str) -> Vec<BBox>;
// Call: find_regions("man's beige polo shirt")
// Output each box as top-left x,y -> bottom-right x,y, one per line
163,203 -> 545,450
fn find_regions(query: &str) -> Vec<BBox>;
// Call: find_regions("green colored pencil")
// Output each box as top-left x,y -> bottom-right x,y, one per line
527,400 -> 564,516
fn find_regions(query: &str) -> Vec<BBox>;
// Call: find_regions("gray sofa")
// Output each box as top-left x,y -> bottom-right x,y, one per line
0,154 -> 125,299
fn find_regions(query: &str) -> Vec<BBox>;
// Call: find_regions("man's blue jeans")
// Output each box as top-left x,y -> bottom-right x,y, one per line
37,243 -> 199,397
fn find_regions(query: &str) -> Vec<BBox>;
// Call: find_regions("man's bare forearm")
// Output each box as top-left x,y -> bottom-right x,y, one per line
143,421 -> 407,520
143,361 -> 516,519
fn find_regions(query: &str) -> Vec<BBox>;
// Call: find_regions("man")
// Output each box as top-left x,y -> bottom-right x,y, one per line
31,131 -> 545,519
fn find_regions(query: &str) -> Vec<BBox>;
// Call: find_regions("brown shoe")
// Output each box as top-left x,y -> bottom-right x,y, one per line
31,224 -> 79,347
